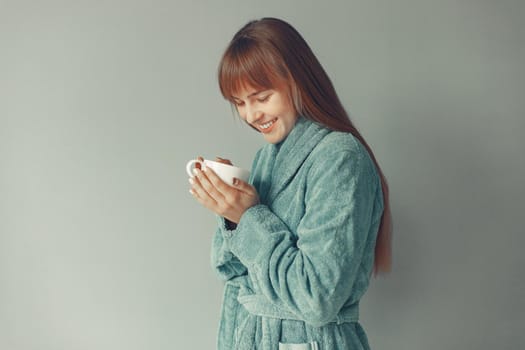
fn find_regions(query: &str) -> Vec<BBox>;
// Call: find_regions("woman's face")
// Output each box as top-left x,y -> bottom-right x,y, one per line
231,82 -> 298,144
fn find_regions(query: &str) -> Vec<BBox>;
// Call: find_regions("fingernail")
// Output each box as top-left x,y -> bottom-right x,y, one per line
193,169 -> 199,176
189,178 -> 194,184
232,178 -> 239,186
202,165 -> 207,172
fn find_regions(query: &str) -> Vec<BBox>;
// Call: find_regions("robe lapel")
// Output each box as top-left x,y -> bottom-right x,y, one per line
254,145 -> 279,205
267,117 -> 330,202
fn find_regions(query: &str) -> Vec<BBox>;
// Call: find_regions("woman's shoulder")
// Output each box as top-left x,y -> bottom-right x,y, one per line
314,130 -> 367,158
309,130 -> 379,178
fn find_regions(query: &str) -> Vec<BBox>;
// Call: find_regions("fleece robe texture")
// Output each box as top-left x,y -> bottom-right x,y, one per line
211,117 -> 384,350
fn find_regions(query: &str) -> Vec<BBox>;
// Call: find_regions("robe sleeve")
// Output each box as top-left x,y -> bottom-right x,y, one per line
211,216 -> 248,281
223,146 -> 383,326
210,148 -> 264,282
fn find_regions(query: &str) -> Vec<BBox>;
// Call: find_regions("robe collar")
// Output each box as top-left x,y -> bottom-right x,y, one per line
264,117 -> 331,201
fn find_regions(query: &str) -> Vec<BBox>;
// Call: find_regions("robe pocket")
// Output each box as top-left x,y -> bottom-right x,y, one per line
278,341 -> 319,350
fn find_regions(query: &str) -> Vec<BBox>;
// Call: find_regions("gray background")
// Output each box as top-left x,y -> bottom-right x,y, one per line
1,0 -> 524,349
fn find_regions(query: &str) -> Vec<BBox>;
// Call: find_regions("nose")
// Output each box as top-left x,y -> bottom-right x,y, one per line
245,104 -> 263,124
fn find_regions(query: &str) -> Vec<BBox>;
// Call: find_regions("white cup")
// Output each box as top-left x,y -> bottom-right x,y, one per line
186,159 -> 250,185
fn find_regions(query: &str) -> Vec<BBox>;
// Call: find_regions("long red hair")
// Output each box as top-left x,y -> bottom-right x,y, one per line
218,18 -> 392,275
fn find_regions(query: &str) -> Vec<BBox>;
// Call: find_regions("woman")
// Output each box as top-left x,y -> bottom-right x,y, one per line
188,17 -> 392,350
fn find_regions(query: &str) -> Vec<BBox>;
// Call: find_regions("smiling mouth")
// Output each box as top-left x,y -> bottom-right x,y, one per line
259,118 -> 277,133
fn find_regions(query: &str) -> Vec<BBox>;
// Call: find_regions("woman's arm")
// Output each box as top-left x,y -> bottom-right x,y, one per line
189,152 -> 263,281
211,217 -> 247,281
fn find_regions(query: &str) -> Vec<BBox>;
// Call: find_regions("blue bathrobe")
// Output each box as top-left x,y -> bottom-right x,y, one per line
211,117 -> 384,350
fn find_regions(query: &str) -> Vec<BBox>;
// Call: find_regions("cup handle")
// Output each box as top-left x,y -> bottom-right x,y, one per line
186,159 -> 202,177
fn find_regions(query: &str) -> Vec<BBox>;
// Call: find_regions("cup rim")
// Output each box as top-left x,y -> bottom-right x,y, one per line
202,159 -> 247,171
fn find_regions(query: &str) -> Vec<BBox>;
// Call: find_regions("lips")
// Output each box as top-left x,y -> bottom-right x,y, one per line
258,118 -> 277,133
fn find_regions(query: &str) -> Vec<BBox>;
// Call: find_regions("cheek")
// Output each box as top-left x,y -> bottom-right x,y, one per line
277,98 -> 293,116
236,107 -> 246,120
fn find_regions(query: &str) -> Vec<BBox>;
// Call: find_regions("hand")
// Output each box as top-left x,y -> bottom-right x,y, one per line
189,156 -> 259,224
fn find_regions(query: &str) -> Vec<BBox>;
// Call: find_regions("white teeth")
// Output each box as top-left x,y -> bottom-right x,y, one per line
260,120 -> 275,129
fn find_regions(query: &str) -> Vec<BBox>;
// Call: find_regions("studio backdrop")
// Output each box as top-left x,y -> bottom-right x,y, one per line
1,0 -> 524,349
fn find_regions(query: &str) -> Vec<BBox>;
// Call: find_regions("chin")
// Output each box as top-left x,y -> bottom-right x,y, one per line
264,137 -> 278,144
263,124 -> 290,143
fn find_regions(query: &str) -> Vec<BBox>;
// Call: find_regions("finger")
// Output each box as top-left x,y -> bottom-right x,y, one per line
189,175 -> 203,198
202,166 -> 234,195
215,156 -> 233,165
189,175 -> 218,206
195,168 -> 226,202
188,181 -> 200,199
232,178 -> 256,194
195,156 -> 204,170
189,176 -> 201,198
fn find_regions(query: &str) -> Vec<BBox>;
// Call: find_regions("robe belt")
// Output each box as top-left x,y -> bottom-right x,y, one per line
237,294 -> 359,325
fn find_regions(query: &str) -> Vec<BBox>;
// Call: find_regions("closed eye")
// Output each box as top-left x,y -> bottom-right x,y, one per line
257,94 -> 271,103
